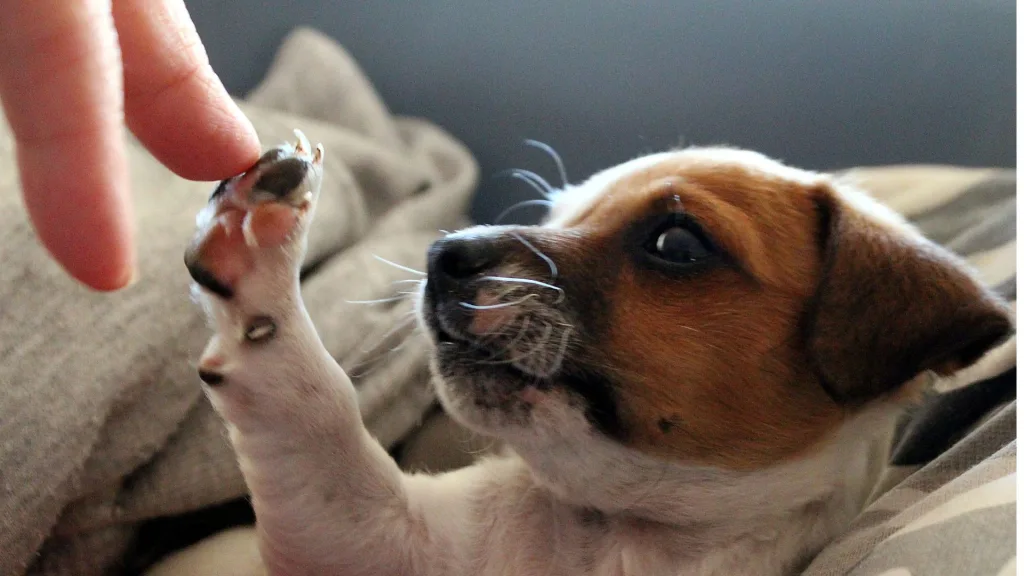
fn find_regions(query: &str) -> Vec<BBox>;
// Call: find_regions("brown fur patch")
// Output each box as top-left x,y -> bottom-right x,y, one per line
533,155 -> 1011,470
804,186 -> 1013,403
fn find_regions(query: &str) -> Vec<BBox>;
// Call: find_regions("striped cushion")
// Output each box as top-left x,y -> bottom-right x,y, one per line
803,167 -> 1016,576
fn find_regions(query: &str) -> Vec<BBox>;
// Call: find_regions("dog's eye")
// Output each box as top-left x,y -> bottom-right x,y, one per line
648,224 -> 713,264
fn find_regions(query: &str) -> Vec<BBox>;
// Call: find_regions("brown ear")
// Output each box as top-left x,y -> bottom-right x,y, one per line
804,186 -> 1014,403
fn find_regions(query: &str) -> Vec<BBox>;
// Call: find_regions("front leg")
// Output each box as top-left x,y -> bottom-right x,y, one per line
184,132 -> 441,576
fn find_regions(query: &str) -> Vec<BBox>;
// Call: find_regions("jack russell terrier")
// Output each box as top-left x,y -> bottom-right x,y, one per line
184,131 -> 1012,576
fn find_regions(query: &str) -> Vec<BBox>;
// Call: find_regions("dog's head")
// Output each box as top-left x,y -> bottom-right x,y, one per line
417,147 -> 1012,484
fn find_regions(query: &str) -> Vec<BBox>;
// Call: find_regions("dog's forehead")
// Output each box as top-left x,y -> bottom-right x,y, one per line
545,147 -> 917,241
544,148 -> 820,230
544,152 -> 677,228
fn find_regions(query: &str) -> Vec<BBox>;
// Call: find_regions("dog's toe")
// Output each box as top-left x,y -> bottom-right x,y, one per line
185,259 -> 235,299
184,131 -> 324,299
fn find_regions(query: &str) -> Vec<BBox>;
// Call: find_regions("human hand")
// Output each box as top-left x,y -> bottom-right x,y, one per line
0,0 -> 261,291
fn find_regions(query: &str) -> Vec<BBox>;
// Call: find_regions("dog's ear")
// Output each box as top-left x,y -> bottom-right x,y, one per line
803,185 -> 1013,404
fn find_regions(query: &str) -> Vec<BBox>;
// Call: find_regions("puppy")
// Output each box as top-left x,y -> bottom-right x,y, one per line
184,134 -> 1012,576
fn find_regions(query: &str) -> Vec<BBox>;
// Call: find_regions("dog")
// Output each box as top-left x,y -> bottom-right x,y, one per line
184,132 -> 1012,576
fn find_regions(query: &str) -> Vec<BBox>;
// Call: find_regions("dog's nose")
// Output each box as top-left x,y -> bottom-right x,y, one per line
428,236 -> 501,283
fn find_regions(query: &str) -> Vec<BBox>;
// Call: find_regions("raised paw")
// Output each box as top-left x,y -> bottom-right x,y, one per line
184,129 -> 324,300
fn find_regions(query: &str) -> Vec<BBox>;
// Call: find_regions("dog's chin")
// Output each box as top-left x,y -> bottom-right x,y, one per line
418,324 -> 547,435
430,338 -> 546,425
415,288 -> 596,440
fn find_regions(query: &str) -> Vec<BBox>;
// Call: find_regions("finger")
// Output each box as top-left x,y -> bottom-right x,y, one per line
0,0 -> 135,291
114,0 -> 260,181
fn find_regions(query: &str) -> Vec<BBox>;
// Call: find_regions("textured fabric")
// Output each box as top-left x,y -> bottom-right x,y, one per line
800,167 -> 1017,576
803,406 -> 1015,576
0,28 -> 476,576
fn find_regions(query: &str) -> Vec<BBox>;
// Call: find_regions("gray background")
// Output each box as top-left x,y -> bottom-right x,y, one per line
185,0 -> 1015,224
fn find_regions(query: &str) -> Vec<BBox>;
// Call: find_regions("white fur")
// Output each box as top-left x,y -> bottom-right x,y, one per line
194,147 -> 909,576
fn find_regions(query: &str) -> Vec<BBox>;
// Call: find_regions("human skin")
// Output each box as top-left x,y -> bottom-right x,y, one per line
0,0 -> 261,291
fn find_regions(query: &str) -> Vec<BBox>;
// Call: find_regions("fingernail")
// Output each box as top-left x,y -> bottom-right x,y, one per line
125,265 -> 141,287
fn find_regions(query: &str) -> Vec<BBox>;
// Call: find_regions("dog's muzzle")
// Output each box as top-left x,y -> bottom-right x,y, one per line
424,234 -> 507,340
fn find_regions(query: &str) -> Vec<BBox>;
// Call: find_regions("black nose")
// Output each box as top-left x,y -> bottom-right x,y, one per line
428,236 -> 501,283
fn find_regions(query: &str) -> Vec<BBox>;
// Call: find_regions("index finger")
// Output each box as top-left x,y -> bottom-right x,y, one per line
0,0 -> 134,291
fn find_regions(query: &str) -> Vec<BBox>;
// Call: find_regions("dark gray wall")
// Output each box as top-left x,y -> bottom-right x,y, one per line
185,1 -> 1015,224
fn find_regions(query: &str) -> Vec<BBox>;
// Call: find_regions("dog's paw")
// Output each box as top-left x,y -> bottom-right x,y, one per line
184,129 -> 324,301
185,131 -> 325,396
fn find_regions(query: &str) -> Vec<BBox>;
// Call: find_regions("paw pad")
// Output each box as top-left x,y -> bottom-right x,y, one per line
197,368 -> 225,386
185,129 -> 324,299
245,316 -> 277,343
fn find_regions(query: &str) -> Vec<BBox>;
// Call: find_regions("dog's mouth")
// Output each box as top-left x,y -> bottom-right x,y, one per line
420,285 -> 625,438
434,326 -> 457,344
421,294 -> 505,357
420,281 -> 573,381
430,319 -> 461,347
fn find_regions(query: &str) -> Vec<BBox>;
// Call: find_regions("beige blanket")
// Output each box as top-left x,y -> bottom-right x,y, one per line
0,28 -> 476,576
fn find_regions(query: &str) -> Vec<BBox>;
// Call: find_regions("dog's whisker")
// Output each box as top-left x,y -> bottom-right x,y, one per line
479,276 -> 558,291
352,314 -> 426,378
475,303 -> 524,338
550,326 -> 573,370
357,314 -> 419,355
503,316 -> 532,351
479,276 -> 564,304
387,327 -> 422,355
510,174 -> 553,203
511,169 -> 555,195
484,321 -> 553,366
481,316 -> 532,362
523,139 -> 569,188
518,322 -> 555,364
459,294 -> 537,310
465,438 -> 500,457
473,287 -> 525,336
508,169 -> 556,199
494,199 -> 555,225
372,254 -> 426,276
345,294 -> 410,306
492,284 -> 524,300
495,168 -> 555,199
510,322 -> 555,367
510,231 -> 558,282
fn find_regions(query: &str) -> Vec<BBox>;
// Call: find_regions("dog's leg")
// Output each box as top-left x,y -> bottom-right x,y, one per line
184,134 -> 455,576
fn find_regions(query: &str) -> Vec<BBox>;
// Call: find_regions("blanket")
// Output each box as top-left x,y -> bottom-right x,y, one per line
0,28 -> 476,576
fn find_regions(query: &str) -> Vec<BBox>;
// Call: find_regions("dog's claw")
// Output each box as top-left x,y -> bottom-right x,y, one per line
185,131 -> 325,299
293,128 -> 311,156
